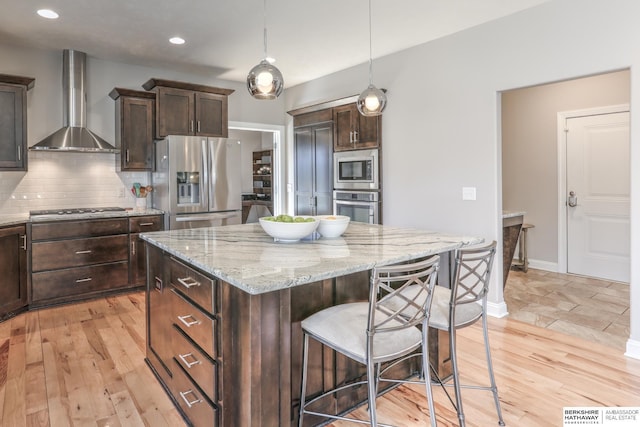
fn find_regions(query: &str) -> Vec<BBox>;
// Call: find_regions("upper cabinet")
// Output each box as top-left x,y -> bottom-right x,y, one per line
142,78 -> 234,139
332,103 -> 381,151
109,88 -> 155,171
0,74 -> 35,171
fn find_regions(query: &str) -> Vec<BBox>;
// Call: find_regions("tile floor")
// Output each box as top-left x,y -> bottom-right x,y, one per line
504,267 -> 630,349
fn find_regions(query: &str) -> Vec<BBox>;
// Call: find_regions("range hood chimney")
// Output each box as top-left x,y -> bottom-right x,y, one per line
30,49 -> 118,153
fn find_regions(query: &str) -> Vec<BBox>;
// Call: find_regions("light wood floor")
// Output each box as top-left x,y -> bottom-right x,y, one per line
1,290 -> 639,427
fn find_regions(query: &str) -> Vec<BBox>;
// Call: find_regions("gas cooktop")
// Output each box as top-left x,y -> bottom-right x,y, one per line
30,207 -> 126,216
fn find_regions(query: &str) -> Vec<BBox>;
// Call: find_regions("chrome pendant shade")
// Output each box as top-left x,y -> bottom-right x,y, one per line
357,0 -> 386,116
247,58 -> 284,100
247,0 -> 283,99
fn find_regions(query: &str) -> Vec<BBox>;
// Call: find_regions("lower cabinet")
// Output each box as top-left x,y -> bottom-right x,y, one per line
0,223 -> 27,320
146,245 -> 220,426
29,214 -> 163,308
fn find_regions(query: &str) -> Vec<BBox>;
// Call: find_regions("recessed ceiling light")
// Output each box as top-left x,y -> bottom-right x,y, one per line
37,9 -> 59,19
169,37 -> 185,45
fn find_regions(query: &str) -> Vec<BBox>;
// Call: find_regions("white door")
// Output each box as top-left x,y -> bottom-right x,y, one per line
566,111 -> 630,282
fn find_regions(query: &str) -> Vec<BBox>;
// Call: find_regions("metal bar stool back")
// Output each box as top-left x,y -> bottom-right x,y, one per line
429,240 -> 505,426
299,255 -> 440,427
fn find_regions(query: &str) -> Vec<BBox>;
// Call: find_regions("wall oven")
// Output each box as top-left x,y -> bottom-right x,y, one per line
333,190 -> 380,224
334,149 -> 379,190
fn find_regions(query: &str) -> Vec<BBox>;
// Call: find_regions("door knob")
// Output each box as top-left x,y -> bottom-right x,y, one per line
568,191 -> 578,207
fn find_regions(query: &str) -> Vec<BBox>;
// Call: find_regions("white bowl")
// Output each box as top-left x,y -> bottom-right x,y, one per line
259,216 -> 319,242
316,215 -> 350,238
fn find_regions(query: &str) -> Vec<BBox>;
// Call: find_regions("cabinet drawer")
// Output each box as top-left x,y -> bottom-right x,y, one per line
31,262 -> 129,301
171,359 -> 218,427
32,235 -> 128,272
173,326 -> 217,402
130,215 -> 163,233
32,218 -> 129,240
168,257 -> 215,314
170,288 -> 216,359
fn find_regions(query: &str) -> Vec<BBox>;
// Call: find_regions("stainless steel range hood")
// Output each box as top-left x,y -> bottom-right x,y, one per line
30,49 -> 118,153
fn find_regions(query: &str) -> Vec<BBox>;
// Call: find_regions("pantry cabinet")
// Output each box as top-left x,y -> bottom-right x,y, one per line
0,74 -> 34,171
142,78 -> 234,138
109,87 -> 155,171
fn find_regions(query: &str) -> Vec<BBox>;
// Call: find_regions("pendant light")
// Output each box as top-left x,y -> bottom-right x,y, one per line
357,0 -> 386,116
247,0 -> 284,99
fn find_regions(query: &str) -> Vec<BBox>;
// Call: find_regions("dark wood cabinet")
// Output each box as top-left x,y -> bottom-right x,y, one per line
0,224 -> 28,321
129,215 -> 164,286
146,248 -> 220,426
294,123 -> 334,216
142,78 -> 233,139
333,103 -> 380,151
29,215 -> 163,308
109,88 -> 155,171
0,74 -> 34,171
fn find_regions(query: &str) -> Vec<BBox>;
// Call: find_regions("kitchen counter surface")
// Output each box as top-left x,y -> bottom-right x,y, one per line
0,208 -> 163,227
0,213 -> 30,227
502,210 -> 525,219
141,222 -> 482,295
29,208 -> 164,223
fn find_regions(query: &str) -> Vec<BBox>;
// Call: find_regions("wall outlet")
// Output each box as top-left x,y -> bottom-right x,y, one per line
462,187 -> 477,201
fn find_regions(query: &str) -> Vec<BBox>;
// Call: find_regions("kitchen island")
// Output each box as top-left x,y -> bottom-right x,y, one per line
141,222 -> 482,427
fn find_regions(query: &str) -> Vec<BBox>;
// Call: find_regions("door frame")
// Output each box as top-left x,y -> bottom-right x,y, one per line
229,121 -> 286,215
556,104 -> 630,275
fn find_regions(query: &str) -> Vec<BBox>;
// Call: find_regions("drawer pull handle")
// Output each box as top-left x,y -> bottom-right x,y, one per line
139,222 -> 154,226
177,277 -> 201,289
75,250 -> 92,255
179,389 -> 202,408
76,277 -> 92,283
177,314 -> 201,328
178,352 -> 201,369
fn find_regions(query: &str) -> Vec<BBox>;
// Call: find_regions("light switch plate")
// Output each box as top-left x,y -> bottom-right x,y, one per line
462,187 -> 477,201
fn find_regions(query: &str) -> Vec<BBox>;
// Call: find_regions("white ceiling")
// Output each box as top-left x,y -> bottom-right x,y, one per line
1,0 -> 549,88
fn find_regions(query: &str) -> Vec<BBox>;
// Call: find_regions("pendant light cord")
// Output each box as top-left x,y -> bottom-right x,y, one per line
368,0 -> 373,85
263,0 -> 268,59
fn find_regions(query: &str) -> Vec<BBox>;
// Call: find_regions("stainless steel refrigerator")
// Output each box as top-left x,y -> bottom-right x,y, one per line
152,136 -> 242,230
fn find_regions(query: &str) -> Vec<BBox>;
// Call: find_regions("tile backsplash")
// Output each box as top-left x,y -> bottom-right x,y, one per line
0,151 -> 150,215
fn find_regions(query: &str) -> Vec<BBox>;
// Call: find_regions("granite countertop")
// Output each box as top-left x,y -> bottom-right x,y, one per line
0,208 -> 164,227
502,210 -> 526,219
141,222 -> 482,295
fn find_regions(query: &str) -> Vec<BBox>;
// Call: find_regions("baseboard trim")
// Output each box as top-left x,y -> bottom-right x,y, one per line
487,300 -> 509,318
511,258 -> 559,273
625,338 -> 640,360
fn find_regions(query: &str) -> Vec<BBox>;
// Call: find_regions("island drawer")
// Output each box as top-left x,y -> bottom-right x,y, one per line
168,257 -> 216,314
31,262 -> 129,301
171,358 -> 218,427
172,325 -> 217,402
170,288 -> 217,359
31,218 -> 129,240
31,235 -> 129,272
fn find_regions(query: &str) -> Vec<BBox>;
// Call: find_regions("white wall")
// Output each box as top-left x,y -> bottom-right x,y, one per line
284,0 -> 640,357
0,43 -> 284,214
229,129 -> 263,194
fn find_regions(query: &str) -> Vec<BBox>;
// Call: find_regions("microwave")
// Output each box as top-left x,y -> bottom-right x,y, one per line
333,149 -> 379,190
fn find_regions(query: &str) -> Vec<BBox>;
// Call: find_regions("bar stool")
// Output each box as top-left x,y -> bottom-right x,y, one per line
515,223 -> 534,272
429,240 -> 505,426
298,256 -> 440,427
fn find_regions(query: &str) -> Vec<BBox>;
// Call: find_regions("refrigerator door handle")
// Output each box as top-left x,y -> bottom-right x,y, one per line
201,138 -> 210,212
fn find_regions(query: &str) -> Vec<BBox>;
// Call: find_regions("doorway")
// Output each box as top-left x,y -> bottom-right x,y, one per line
558,106 -> 630,283
229,121 -> 286,216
